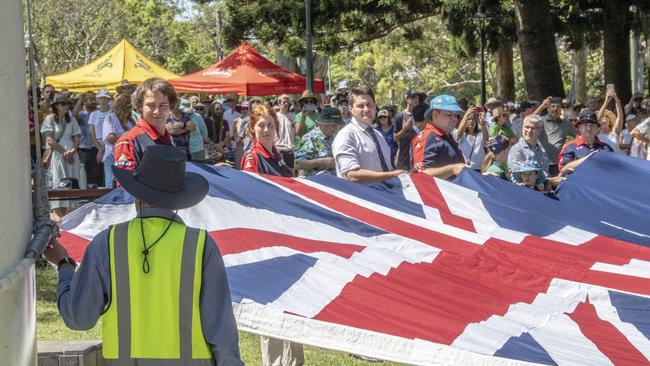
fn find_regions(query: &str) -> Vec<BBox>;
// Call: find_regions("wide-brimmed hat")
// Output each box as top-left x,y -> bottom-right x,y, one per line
485,97 -> 503,109
298,89 -> 318,103
317,107 -> 345,126
116,80 -> 136,95
510,159 -> 542,173
49,93 -> 71,107
112,145 -> 209,210
96,88 -> 112,99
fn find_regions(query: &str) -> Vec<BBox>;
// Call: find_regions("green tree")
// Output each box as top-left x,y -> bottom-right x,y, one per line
28,0 -> 124,76
330,17 -> 485,106
441,0 -> 518,101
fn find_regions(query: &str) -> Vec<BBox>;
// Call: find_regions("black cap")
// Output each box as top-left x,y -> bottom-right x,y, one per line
576,111 -> 599,126
405,90 -> 418,98
519,101 -> 532,109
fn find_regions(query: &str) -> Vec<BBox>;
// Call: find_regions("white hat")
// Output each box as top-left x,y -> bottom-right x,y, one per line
336,80 -> 349,91
96,88 -> 112,99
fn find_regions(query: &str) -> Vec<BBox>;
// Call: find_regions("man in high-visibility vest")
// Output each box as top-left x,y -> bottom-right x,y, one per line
44,145 -> 243,365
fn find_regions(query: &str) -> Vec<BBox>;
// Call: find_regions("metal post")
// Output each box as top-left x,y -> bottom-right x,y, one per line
479,24 -> 487,106
305,0 -> 314,92
215,1 -> 224,61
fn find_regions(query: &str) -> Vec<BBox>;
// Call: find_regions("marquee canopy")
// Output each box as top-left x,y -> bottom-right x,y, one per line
169,43 -> 324,96
46,39 -> 179,93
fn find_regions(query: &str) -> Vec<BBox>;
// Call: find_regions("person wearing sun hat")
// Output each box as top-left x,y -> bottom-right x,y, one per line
558,110 -> 614,174
410,94 -> 468,179
40,93 -> 83,219
294,106 -> 345,176
481,134 -> 511,180
43,145 -> 243,366
294,89 -> 320,138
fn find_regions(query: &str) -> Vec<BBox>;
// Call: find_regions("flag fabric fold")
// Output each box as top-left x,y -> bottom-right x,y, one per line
59,152 -> 650,365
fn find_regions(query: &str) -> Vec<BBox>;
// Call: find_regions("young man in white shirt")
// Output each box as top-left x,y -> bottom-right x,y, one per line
332,86 -> 406,184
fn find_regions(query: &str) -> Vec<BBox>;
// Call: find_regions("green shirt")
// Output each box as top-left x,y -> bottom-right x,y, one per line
489,123 -> 515,139
294,112 -> 319,144
486,161 -> 508,180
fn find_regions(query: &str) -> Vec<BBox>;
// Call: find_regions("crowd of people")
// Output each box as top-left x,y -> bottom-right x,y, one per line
29,78 -> 650,220
31,77 -> 650,366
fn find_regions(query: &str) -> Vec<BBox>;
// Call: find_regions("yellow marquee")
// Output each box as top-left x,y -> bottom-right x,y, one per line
46,39 -> 180,92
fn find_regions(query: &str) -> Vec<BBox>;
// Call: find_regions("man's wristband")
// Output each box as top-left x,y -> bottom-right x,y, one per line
57,257 -> 77,271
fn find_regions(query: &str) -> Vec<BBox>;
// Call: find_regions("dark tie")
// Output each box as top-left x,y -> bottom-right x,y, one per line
366,126 -> 389,172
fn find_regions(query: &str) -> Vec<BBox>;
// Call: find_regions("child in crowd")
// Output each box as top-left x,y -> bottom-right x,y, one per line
481,135 -> 510,180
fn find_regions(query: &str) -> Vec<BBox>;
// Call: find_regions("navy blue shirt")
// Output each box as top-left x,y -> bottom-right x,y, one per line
411,123 -> 464,172
558,135 -> 613,171
374,124 -> 397,165
241,140 -> 293,177
55,208 -> 243,366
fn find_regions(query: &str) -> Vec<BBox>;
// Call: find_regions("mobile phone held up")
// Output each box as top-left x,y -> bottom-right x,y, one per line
607,84 -> 615,92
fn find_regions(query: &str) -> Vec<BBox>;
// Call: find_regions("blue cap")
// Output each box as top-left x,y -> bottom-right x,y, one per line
429,94 -> 463,113
510,159 -> 542,173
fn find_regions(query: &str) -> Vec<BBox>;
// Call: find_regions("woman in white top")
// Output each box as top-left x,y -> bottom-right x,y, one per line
597,89 -> 624,152
453,106 -> 489,170
102,94 -> 135,187
40,93 -> 82,219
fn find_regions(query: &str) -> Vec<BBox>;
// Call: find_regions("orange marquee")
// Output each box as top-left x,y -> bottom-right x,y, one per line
169,43 -> 325,96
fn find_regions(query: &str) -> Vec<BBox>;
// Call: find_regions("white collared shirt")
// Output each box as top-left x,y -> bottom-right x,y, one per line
332,117 -> 394,179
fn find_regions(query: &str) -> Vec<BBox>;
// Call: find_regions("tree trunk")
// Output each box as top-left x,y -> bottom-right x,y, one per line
495,42 -> 515,102
573,47 -> 587,104
273,44 -> 300,73
313,54 -> 329,80
514,0 -> 565,100
603,0 -> 631,103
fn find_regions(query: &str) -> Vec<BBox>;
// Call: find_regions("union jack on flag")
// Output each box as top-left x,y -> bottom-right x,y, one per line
60,152 -> 650,365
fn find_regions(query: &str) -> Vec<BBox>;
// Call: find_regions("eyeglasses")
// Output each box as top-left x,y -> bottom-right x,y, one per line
378,116 -> 389,119
143,103 -> 170,111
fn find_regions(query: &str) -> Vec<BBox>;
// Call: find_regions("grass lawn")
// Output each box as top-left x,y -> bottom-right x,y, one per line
36,266 -> 404,365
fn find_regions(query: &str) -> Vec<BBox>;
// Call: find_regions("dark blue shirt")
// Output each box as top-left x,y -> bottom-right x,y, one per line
558,135 -> 613,171
55,208 -> 243,366
374,124 -> 397,165
411,123 -> 464,172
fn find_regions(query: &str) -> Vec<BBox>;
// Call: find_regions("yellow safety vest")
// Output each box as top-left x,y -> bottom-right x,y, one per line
101,218 -> 213,365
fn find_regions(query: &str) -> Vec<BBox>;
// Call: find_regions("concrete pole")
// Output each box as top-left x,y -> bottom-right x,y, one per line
0,1 -> 36,365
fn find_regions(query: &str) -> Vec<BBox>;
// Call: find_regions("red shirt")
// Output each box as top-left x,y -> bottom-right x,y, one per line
410,123 -> 464,173
113,117 -> 173,171
558,135 -> 613,171
241,141 -> 292,177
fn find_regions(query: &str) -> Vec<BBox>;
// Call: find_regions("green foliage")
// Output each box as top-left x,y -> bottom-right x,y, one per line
27,0 -> 219,78
28,0 -> 125,75
441,0 -> 517,56
331,17 -> 485,106
221,0 -> 442,58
